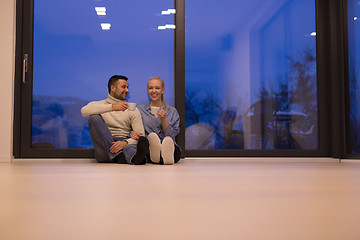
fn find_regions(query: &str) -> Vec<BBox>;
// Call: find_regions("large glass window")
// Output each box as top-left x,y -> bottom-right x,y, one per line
31,0 -> 174,148
348,0 -> 360,154
185,0 -> 318,150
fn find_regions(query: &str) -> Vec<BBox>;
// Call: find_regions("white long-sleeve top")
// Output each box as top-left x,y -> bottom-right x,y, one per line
81,94 -> 145,145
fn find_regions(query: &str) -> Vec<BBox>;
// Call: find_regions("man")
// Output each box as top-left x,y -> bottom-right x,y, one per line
81,75 -> 149,165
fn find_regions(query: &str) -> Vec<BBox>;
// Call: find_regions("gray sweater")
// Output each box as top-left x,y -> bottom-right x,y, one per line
81,94 -> 145,145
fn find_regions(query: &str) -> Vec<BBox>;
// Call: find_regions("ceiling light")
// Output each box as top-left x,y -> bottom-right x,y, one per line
165,24 -> 176,29
101,23 -> 111,30
168,9 -> 176,14
95,7 -> 106,12
161,8 -> 176,15
158,24 -> 176,30
95,7 -> 106,16
310,32 -> 316,36
161,10 -> 170,15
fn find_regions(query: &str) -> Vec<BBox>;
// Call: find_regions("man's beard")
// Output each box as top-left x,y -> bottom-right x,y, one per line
114,92 -> 127,101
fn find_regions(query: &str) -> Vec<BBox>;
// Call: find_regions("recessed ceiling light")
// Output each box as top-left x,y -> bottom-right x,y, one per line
101,23 -> 111,30
95,7 -> 106,16
158,24 -> 176,30
168,9 -> 176,14
165,24 -> 176,29
161,9 -> 176,15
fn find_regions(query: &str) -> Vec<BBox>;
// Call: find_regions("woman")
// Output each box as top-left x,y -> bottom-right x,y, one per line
132,76 -> 181,164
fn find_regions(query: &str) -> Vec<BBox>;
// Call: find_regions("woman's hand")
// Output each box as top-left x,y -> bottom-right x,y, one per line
158,108 -> 169,133
130,131 -> 142,140
109,140 -> 128,153
157,107 -> 167,119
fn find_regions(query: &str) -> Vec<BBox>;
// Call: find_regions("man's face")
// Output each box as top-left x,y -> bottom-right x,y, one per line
110,79 -> 129,100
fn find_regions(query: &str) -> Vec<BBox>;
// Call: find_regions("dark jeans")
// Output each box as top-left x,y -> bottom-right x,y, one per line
88,115 -> 136,164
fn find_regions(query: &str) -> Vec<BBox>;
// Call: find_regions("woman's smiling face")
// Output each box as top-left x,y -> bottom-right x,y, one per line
147,79 -> 165,102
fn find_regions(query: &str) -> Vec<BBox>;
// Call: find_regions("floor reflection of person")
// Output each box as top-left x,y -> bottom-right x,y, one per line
132,76 -> 181,165
81,75 -> 149,165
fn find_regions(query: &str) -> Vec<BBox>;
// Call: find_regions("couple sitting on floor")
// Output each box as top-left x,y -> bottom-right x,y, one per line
81,75 -> 181,165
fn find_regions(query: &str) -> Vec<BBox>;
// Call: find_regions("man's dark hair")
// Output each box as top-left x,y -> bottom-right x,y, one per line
108,75 -> 128,93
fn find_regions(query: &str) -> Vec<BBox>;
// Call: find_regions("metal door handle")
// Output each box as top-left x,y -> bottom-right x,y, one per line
23,54 -> 28,84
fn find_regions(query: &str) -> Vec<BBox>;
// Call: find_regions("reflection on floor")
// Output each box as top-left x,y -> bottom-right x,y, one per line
1,158 -> 360,240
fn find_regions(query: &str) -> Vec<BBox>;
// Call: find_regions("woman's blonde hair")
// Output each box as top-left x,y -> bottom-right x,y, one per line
148,76 -> 170,110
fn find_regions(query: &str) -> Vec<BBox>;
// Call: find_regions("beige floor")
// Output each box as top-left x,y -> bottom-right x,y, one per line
1,158 -> 360,240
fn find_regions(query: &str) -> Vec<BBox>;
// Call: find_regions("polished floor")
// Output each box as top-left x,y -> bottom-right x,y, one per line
1,158 -> 360,240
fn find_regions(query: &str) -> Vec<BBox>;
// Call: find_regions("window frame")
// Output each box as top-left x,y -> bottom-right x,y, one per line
344,0 -> 360,158
13,0 -> 356,159
184,0 -> 333,157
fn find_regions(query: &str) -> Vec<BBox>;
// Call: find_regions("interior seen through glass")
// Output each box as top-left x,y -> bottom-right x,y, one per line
185,0 -> 318,150
31,0 -> 319,151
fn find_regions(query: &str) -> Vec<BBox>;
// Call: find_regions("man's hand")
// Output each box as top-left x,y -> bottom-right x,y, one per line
112,102 -> 128,111
109,140 -> 128,153
130,131 -> 142,140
